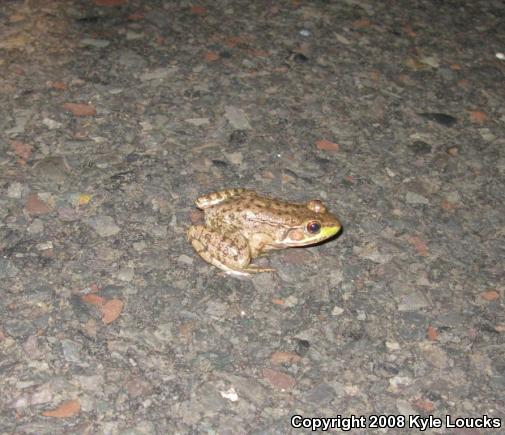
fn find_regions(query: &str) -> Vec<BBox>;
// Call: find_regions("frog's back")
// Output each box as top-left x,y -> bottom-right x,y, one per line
204,191 -> 311,232
195,188 -> 249,209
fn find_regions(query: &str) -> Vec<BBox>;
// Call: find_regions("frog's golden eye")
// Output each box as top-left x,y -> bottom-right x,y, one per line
306,220 -> 321,234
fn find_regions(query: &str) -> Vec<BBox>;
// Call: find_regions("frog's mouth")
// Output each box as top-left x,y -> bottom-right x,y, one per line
319,225 -> 341,240
281,224 -> 341,247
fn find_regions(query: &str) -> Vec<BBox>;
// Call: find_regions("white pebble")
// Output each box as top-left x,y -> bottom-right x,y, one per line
220,387 -> 239,402
35,241 -> 53,251
7,182 -> 23,198
332,306 -> 344,316
386,341 -> 400,351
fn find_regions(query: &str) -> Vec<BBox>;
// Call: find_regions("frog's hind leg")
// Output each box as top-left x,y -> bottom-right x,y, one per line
187,225 -> 275,278
194,188 -> 253,209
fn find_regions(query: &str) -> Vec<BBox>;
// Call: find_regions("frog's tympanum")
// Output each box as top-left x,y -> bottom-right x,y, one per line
187,188 -> 342,277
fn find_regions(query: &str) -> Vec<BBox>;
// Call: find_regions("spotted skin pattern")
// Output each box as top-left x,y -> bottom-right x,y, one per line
187,189 -> 342,277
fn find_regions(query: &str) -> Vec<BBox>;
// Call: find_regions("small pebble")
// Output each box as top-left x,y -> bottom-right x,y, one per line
220,387 -> 239,402
61,339 -> 82,362
446,146 -> 458,156
406,192 -> 430,205
177,254 -> 194,265
126,31 -> 144,40
284,295 -> 298,307
81,38 -> 110,48
224,106 -> 252,130
386,341 -> 401,351
185,118 -> 210,126
225,152 -> 243,165
117,267 -> 134,282
0,259 -> 20,279
331,306 -> 344,316
133,241 -> 147,251
86,216 -> 121,237
140,67 -> 178,81
397,290 -> 431,311
7,182 -> 23,198
35,241 -> 53,251
42,118 -> 62,129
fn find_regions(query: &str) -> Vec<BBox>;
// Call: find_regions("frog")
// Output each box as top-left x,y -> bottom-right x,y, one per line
187,188 -> 342,277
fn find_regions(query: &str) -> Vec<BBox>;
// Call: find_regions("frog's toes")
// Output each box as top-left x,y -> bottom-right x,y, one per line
244,265 -> 276,274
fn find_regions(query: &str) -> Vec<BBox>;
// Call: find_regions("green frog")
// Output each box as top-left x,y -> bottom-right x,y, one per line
187,188 -> 342,277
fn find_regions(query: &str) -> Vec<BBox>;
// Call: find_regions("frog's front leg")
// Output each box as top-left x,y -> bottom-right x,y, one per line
187,225 -> 275,278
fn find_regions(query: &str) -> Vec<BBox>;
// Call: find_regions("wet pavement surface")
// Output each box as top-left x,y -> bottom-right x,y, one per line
1,0 -> 504,433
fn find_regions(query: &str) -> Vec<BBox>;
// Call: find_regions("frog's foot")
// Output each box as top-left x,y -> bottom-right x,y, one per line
195,188 -> 252,209
219,264 -> 276,278
238,264 -> 276,273
187,225 -> 273,278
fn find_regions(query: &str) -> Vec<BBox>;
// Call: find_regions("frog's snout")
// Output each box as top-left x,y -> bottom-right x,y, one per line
321,224 -> 341,240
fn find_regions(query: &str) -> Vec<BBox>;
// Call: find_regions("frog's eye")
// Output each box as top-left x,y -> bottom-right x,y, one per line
306,220 -> 321,234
